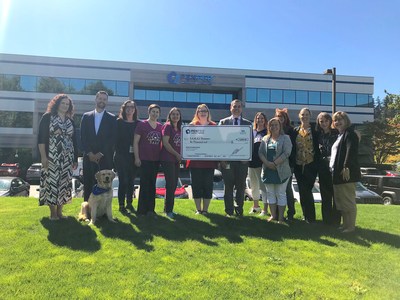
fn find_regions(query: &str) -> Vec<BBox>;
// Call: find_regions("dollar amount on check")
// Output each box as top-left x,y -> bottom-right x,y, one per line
181,125 -> 252,161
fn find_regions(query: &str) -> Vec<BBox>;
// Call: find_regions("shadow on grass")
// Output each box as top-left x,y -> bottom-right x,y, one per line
40,217 -> 101,252
122,212 -> 400,251
41,211 -> 400,252
95,214 -> 219,252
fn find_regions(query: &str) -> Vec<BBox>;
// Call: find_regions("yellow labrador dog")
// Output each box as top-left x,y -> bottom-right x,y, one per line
79,169 -> 116,225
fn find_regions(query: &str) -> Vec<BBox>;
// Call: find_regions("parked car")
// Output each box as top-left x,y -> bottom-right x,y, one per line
26,163 -> 42,184
292,180 -> 322,203
355,182 -> 383,204
0,163 -> 22,177
211,175 -> 252,201
360,167 -> 386,176
71,178 -> 84,198
0,176 -> 30,197
212,179 -> 225,200
360,175 -> 400,205
112,176 -> 138,199
155,173 -> 188,199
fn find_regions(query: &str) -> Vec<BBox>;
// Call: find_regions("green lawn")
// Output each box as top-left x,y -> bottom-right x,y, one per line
0,197 -> 399,299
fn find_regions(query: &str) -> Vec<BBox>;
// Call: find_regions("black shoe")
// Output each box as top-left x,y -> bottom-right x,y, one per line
126,204 -> 136,213
119,207 -> 129,214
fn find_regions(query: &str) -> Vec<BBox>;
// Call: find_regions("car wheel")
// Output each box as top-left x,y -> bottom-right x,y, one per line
382,196 -> 393,205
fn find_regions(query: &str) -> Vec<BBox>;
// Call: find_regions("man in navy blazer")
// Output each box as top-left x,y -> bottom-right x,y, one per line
80,91 -> 117,202
218,99 -> 252,217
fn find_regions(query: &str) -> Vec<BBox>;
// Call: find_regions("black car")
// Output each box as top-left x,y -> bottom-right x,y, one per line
26,163 -> 42,184
0,177 -> 30,197
360,175 -> 400,205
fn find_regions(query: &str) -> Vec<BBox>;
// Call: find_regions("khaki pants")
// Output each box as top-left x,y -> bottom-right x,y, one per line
333,182 -> 357,231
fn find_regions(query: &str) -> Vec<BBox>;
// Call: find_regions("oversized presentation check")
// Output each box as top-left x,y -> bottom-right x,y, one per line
181,125 -> 252,161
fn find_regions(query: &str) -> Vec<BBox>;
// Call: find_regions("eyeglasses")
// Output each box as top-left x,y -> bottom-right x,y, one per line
198,110 -> 208,113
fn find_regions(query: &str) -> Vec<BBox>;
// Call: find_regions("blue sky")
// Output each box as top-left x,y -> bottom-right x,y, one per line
1,0 -> 399,101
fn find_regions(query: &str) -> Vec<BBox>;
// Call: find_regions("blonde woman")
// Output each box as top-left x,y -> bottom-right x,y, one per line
259,118 -> 292,223
330,111 -> 361,233
186,104 -> 218,214
292,108 -> 319,223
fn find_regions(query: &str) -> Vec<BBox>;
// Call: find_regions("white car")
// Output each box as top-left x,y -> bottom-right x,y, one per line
292,180 -> 322,203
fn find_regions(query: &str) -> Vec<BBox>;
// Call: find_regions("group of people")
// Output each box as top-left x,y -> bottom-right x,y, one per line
38,91 -> 360,233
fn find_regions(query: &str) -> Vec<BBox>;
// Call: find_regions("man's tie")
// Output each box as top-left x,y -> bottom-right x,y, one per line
234,117 -> 238,125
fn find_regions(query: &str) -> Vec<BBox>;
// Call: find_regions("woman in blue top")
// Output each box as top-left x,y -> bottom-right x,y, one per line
259,117 -> 292,223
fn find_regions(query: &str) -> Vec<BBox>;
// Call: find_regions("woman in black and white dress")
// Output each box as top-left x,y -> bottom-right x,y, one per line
38,94 -> 78,220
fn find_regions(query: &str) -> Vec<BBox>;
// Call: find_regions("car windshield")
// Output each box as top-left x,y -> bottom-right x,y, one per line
0,179 -> 11,190
356,182 -> 368,191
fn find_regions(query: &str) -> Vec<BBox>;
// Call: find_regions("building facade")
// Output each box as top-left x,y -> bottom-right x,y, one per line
0,53 -> 374,161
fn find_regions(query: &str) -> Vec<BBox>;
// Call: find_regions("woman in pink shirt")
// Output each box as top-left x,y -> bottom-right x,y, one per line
133,104 -> 162,217
160,107 -> 182,219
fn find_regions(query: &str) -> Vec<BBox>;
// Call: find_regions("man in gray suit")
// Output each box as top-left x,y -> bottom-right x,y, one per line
219,99 -> 252,217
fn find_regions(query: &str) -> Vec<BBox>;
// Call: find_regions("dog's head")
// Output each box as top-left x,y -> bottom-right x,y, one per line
95,169 -> 115,189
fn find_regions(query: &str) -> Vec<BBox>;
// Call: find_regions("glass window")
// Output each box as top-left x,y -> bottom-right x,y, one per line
0,111 -> 33,128
225,94 -> 233,103
336,93 -> 345,106
116,81 -> 129,96
270,89 -> 283,103
309,91 -> 320,105
147,90 -> 160,100
283,90 -> 295,104
345,93 -> 357,106
0,75 -> 21,91
321,92 -> 332,105
357,94 -> 369,107
160,90 -> 173,101
20,75 -> 37,92
70,79 -> 85,94
257,89 -> 270,103
59,78 -> 71,92
102,80 -> 117,94
187,92 -> 200,103
174,91 -> 186,102
213,94 -> 225,103
134,89 -> 146,100
246,88 -> 257,102
200,93 -> 213,103
296,91 -> 308,104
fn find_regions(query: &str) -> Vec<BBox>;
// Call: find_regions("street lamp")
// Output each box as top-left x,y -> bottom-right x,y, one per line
324,67 -> 336,114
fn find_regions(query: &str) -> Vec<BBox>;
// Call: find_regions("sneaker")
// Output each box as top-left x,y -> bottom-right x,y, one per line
259,210 -> 266,216
249,207 -> 262,214
201,211 -> 208,215
195,210 -> 202,215
166,212 -> 176,219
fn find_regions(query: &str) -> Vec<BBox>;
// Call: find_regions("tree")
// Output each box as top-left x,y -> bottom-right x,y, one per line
37,77 -> 67,93
362,91 -> 400,164
384,90 -> 400,127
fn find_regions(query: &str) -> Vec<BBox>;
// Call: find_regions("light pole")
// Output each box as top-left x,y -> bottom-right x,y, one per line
324,67 -> 336,114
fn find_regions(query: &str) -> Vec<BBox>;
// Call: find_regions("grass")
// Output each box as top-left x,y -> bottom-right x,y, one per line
0,197 -> 400,299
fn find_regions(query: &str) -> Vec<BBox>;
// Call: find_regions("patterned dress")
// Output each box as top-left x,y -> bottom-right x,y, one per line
39,115 -> 75,206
